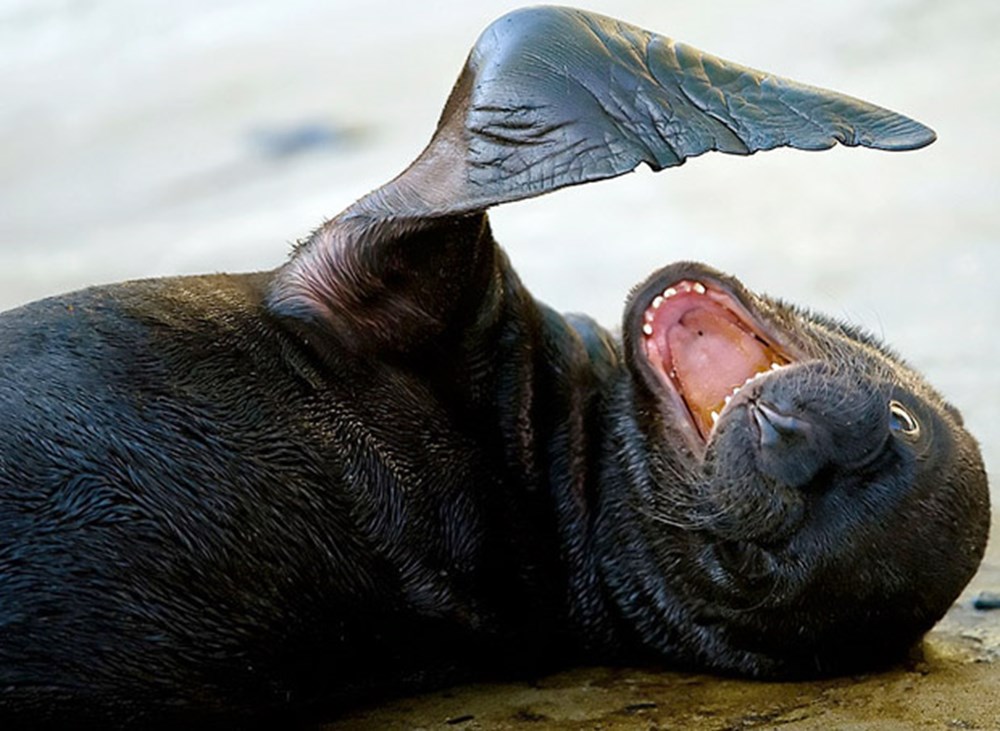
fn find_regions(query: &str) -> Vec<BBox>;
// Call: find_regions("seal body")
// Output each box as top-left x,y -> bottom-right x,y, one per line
0,249 -> 621,726
0,6 -> 989,728
0,225 -> 988,728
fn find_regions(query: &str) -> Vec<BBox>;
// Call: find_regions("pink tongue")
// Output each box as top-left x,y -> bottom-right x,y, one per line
667,307 -> 771,431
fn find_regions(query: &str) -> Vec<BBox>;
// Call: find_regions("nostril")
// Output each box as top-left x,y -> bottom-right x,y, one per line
750,400 -> 827,488
752,400 -> 811,448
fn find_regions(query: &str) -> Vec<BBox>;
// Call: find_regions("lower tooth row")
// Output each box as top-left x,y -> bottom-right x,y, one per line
644,282 -> 713,337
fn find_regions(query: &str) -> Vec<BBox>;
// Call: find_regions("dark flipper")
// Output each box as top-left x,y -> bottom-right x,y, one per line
393,5 -> 935,215
270,6 -> 934,344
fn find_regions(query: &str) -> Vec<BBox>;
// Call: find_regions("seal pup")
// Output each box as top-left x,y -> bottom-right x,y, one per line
0,6 -> 988,728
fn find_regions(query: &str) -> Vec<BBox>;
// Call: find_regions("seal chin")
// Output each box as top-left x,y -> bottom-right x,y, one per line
632,267 -> 798,454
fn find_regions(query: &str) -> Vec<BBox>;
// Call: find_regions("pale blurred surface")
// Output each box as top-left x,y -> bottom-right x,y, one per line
2,0 -> 997,486
2,1 -> 999,727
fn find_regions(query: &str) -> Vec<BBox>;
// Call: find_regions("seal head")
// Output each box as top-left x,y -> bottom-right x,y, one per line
599,262 -> 989,676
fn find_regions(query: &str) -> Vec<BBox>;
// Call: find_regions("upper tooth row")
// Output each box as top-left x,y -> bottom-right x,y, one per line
710,364 -> 784,425
719,362 -> 785,408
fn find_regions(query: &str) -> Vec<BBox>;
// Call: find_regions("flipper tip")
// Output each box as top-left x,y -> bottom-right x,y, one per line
861,117 -> 937,151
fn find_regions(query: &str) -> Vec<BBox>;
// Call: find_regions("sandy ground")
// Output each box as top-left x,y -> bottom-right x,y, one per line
2,0 -> 999,727
329,545 -> 1000,730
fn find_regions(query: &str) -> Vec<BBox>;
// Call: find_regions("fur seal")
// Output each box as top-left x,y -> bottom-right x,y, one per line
0,6 -> 988,728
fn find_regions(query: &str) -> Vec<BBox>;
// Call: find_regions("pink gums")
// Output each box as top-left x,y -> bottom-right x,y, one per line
643,281 -> 788,440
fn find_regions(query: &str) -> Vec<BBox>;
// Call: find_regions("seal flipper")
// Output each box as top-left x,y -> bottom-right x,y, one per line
269,6 -> 935,349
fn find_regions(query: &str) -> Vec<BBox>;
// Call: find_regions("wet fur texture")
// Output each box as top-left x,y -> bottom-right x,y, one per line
0,7 -> 989,729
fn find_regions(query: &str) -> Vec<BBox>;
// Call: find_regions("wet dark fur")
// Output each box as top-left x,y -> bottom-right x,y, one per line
0,6 -> 989,729
0,218 -> 987,727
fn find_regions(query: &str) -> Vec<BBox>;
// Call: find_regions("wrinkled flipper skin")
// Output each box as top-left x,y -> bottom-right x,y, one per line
0,6 -> 986,730
269,6 -> 934,348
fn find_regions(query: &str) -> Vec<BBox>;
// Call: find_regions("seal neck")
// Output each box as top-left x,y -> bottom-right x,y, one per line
485,270 -> 626,655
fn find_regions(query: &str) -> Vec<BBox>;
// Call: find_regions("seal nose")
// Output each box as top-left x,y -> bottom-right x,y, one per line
751,400 -> 827,488
753,401 -> 811,448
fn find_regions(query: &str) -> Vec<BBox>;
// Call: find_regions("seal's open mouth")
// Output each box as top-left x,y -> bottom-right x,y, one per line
642,279 -> 793,441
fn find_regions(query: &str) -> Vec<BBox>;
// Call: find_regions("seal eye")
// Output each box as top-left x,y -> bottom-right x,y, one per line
889,400 -> 920,438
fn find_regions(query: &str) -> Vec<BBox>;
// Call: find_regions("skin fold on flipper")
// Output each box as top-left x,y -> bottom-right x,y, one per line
270,5 -> 935,334
0,6 -> 988,729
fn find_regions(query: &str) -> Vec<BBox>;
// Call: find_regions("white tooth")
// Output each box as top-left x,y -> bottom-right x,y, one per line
732,386 -> 741,396
652,295 -> 664,309
642,323 -> 653,336
710,411 -> 720,423
693,282 -> 706,294
771,362 -> 782,370
644,310 -> 655,322
663,287 -> 677,298
724,395 -> 732,405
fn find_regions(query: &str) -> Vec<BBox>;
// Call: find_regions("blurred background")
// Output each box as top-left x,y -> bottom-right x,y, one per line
1,0 -> 998,497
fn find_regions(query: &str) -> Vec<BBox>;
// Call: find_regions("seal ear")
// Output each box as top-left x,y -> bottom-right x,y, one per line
269,6 -> 935,347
